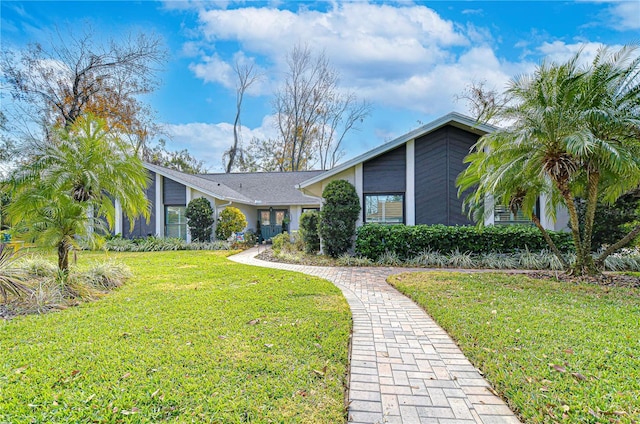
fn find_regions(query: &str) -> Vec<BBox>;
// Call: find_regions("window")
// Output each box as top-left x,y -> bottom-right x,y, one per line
494,199 -> 540,226
165,206 -> 187,239
302,208 -> 320,214
364,194 -> 404,224
260,210 -> 271,226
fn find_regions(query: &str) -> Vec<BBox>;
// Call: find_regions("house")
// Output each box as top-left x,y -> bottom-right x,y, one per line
297,112 -> 569,230
113,164 -> 323,242
116,112 -> 568,241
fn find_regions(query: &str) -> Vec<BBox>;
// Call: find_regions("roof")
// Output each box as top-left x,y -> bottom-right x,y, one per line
200,170 -> 324,205
298,112 -> 496,189
144,162 -> 323,206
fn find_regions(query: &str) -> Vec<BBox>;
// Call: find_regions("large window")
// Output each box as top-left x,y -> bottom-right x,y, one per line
365,194 -> 404,224
165,206 -> 187,239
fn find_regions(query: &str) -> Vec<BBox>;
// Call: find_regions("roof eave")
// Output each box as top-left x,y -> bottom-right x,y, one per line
143,163 -> 254,204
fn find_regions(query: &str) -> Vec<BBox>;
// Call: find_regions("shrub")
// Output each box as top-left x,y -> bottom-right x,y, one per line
318,180 -> 360,258
355,224 -> 574,261
299,211 -> 320,254
271,232 -> 291,253
215,207 -> 247,240
186,197 -> 215,242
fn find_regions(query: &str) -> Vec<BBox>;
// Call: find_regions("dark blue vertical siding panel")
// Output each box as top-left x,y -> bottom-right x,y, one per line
363,145 -> 406,193
163,177 -> 186,206
415,127 -> 448,224
123,170 -> 156,238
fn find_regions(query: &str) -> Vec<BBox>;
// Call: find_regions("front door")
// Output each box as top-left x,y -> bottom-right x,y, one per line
259,209 -> 287,241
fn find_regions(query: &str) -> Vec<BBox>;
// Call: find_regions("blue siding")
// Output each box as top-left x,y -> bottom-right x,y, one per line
363,145 -> 406,193
123,170 -> 156,238
414,126 -> 478,225
163,177 -> 186,206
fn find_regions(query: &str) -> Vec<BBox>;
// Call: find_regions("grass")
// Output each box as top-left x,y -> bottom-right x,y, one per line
388,272 -> 640,424
1,250 -> 351,423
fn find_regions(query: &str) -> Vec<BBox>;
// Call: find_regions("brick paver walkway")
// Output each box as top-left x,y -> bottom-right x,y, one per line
229,248 -> 521,424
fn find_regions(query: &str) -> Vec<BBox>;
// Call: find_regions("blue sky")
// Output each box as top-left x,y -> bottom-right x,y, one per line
2,1 -> 638,171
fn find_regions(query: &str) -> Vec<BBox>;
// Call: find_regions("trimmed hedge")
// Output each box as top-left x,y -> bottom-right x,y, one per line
355,224 -> 574,260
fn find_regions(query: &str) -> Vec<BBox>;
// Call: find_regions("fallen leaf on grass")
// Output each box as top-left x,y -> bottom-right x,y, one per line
247,319 -> 260,325
564,348 -> 574,355
550,364 -> 566,373
264,344 -> 273,348
120,372 -> 131,380
312,366 -> 327,377
14,366 -> 28,374
571,372 -> 587,381
151,389 -> 160,398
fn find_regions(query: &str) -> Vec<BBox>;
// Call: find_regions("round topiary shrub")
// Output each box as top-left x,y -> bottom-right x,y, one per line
299,211 -> 320,254
319,180 -> 360,257
215,206 -> 247,240
185,197 -> 215,242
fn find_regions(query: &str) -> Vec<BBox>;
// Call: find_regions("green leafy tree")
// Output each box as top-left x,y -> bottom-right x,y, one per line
299,210 -> 320,254
458,45 -> 640,276
186,197 -> 214,242
6,114 -> 149,272
319,180 -> 360,257
215,207 -> 247,240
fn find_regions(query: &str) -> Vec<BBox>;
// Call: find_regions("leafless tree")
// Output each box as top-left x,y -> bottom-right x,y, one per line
223,60 -> 261,173
270,44 -> 370,171
455,80 -> 508,125
316,92 -> 370,170
1,25 -> 166,152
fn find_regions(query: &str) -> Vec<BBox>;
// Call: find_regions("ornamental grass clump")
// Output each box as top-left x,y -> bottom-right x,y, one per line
0,246 -> 32,302
82,261 -> 132,290
447,249 -> 476,268
478,252 -> 518,269
409,249 -> 448,268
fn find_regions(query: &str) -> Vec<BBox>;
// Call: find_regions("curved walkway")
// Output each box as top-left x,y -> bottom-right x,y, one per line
229,248 -> 521,424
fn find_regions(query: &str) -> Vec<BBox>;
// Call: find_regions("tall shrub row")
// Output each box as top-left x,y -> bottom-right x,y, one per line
355,224 -> 574,261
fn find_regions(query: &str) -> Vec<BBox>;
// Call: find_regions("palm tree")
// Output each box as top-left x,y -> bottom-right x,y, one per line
6,114 -> 150,272
459,45 -> 640,276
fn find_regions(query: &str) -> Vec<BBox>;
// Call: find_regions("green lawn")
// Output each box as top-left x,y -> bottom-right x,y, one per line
388,272 -> 640,424
1,251 -> 351,423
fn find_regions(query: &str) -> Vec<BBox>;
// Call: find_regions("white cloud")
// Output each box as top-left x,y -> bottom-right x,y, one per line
606,1 -> 640,30
162,115 -> 279,172
189,54 -> 234,87
194,3 -> 469,81
537,40 -> 624,64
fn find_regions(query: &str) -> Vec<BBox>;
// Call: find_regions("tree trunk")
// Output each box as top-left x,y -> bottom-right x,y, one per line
576,172 -> 600,275
580,171 -> 600,268
57,241 -> 70,273
556,182 -> 587,274
595,223 -> 640,269
531,213 -> 569,269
